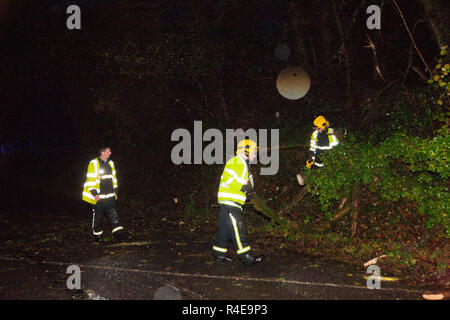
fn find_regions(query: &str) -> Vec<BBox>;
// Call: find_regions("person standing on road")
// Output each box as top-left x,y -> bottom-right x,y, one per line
82,146 -> 125,242
212,139 -> 265,266
297,115 -> 339,185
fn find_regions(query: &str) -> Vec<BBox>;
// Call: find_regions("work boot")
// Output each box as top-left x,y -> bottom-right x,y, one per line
112,228 -> 127,243
213,253 -> 234,263
296,174 -> 305,186
239,253 -> 265,267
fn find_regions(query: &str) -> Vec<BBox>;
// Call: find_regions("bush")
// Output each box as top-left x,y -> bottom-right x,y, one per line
305,129 -> 450,237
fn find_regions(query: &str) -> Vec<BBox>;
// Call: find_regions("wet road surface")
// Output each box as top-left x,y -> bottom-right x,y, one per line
0,236 -> 431,300
0,198 -> 444,300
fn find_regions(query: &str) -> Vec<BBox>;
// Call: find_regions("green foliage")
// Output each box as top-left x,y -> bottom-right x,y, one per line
305,130 -> 450,237
427,45 -> 450,108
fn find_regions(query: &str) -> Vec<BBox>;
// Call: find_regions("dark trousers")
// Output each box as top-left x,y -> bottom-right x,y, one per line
91,198 -> 122,235
313,150 -> 325,167
213,204 -> 251,255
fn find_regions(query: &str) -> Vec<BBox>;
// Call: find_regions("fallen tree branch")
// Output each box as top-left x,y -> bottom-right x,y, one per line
332,204 -> 353,222
316,183 -> 360,233
363,254 -> 387,267
350,183 -> 360,238
250,193 -> 285,226
278,187 -> 309,216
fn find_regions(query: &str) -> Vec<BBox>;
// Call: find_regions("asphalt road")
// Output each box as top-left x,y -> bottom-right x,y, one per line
0,236 -> 432,300
0,197 -> 444,301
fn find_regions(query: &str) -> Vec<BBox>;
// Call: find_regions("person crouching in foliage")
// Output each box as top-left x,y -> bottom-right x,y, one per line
82,146 -> 126,243
297,115 -> 339,186
212,139 -> 265,266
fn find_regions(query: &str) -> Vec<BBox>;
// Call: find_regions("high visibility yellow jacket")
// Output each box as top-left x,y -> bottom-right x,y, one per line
309,128 -> 339,153
82,158 -> 118,204
217,155 -> 250,208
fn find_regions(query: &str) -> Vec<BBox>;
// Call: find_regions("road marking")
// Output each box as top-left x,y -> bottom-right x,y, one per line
0,255 -> 424,295
363,275 -> 399,282
0,255 -> 205,300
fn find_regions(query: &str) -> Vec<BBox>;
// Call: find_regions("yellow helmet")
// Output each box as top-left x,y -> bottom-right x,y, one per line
313,115 -> 329,130
236,139 -> 258,156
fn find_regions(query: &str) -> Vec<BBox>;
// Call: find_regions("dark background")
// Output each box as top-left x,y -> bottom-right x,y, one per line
0,1 -> 449,296
0,0 -> 448,204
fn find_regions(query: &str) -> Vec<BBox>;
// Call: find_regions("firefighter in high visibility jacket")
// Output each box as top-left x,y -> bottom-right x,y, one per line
212,139 -> 264,266
82,146 -> 125,242
297,116 -> 339,185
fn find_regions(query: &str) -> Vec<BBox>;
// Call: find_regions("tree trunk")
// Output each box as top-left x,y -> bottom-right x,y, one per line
391,0 -> 433,77
288,1 -> 309,67
422,0 -> 444,50
321,3 -> 332,60
331,0 -> 359,109
215,71 -> 229,121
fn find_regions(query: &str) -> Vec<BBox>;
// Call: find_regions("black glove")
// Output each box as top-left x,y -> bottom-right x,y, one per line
240,184 -> 252,194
